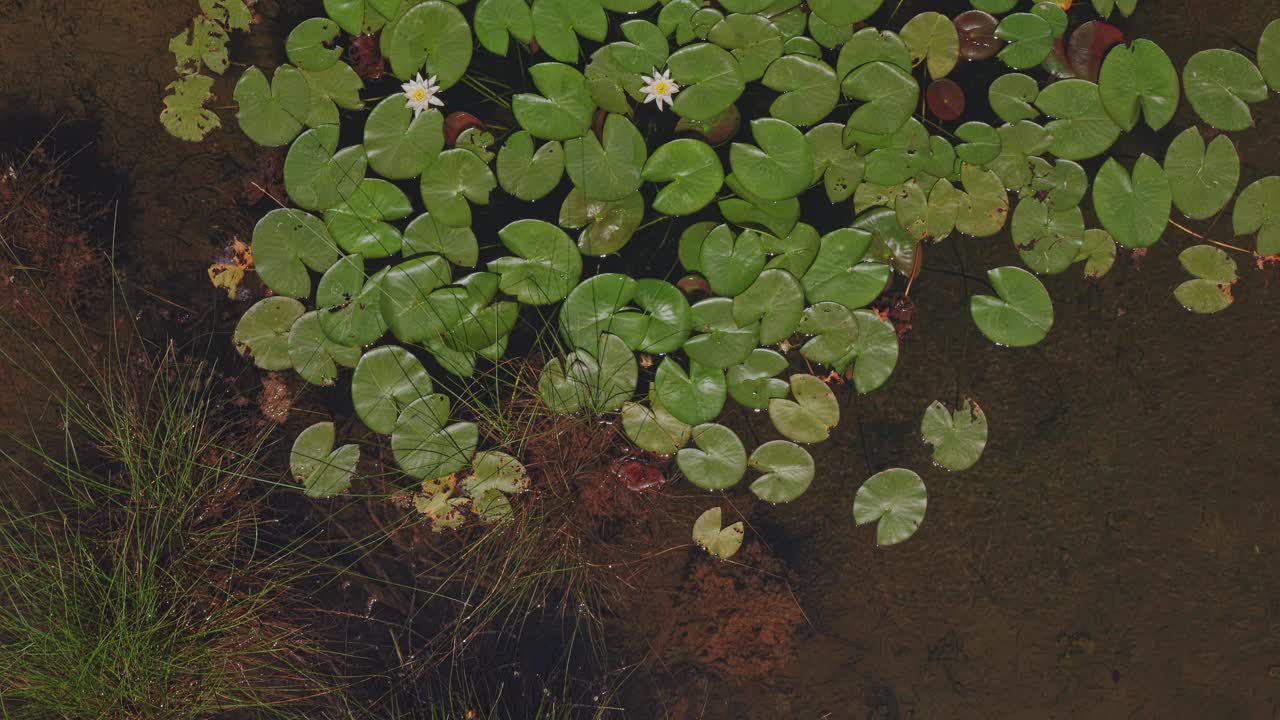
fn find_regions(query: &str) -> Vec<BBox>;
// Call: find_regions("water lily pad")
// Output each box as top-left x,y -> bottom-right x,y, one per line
235,65 -> 311,147
364,97 -> 443,180
392,394 -> 478,480
288,311 -> 361,386
316,256 -> 389,346
700,224 -> 766,297
642,139 -> 724,215
726,348 -> 789,409
730,118 -> 814,201
762,55 -> 839,127
1261,19 -> 1280,92
559,189 -> 645,255
234,296 -> 304,370
801,228 -> 889,311
901,11 -> 960,79
1012,198 -> 1084,275
1098,39 -> 1179,131
377,258 -> 464,343
1164,128 -> 1239,222
797,301 -> 857,366
1075,228 -> 1117,279
611,19 -> 669,73
445,300 -> 520,353
474,0 -> 535,56
251,208 -> 339,298
622,398 -> 693,455
464,451 -> 530,499
749,440 -> 814,503
1183,49 -> 1268,131
513,63 -> 595,141
678,423 -> 747,490
300,62 -> 364,128
994,13 -> 1053,70
655,358 -> 727,426
284,127 -> 367,211
1173,244 -> 1237,314
1035,79 -> 1120,161
324,0 -> 398,35
921,399 -> 987,471
809,0 -> 881,26
489,219 -> 583,305
955,121 -> 1001,166
497,131 -> 565,202
286,18 -> 343,71
610,279 -> 693,353
707,13 -> 784,83
988,72 -> 1039,123
560,273 -> 636,352
1233,177 -> 1280,255
351,346 -> 435,434
969,265 -> 1053,347
692,506 -> 745,559
402,213 -> 478,267
538,333 -> 637,414
1030,158 -> 1089,211
565,114 -> 647,202
841,310 -> 899,393
531,0 -> 608,63
732,268 -> 804,344
290,421 -> 360,498
719,173 -> 801,238
955,163 -> 1010,237
853,468 -> 927,546
769,373 -> 839,444
806,124 -> 864,202
1092,155 -> 1170,249
382,1 -> 472,87
843,61 -> 918,136
685,297 -> 759,368
420,149 -> 497,228
668,43 -> 747,121
325,178 -> 413,258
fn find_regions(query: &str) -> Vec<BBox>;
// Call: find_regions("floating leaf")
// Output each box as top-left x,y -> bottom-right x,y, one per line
392,395 -> 478,480
465,451 -> 531,498
288,311 -> 361,386
921,399 -> 987,471
474,0 -> 535,56
1011,198 -> 1084,274
234,297 -> 304,370
531,0 -> 608,63
655,358 -> 727,426
560,189 -> 645,255
1163,127 -> 1239,222
1035,79 -> 1120,161
378,256 -> 456,343
286,18 -> 343,71
382,1 -> 472,87
559,273 -> 636,352
419,149 -> 496,228
1261,19 -> 1280,92
988,72 -> 1039,123
926,79 -> 966,121
707,13 -> 784,83
642,139 -> 724,216
699,225 -> 766,297
901,11 -> 960,79
994,13 -> 1053,70
351,346 -> 435,434
685,298 -> 759,368
565,113 -> 647,202
489,219 -> 583,305
1233,177 -> 1280,255
324,0 -> 399,35
761,55 -> 839,127
954,121 -> 1001,166
284,126 -> 367,211
1174,244 -> 1237,314
513,63 -> 595,141
692,507 -> 745,559
403,213 -> 478,267
668,43 -> 747,121
730,118 -> 814,201
841,310 -> 900,393
955,163 -> 1010,237
955,9 -> 1004,62
1098,39 -> 1179,131
161,75 -> 221,142
300,62 -> 364,128
609,279 -> 693,353
678,424 -> 747,490
364,97 -> 443,180
732,268 -> 804,344
1092,155 -> 1170,249
749,441 -> 814,503
171,16 -> 230,76
497,131 -> 565,202
970,266 -> 1053,347
769,374 -> 838,444
234,65 -> 311,147
726,348 -> 789,409
836,28 -> 911,83
969,0 -> 1016,13
290,422 -> 359,498
797,301 -> 857,366
853,468 -> 927,546
719,173 -> 800,238
806,124 -> 864,203
622,397 -> 693,455
1183,49 -> 1268,132
1075,228 -> 1117,279
801,228 -> 889,311
251,208 -> 338,298
325,179 -> 412,258
843,61 -> 918,136
808,0 -> 881,26
316,256 -> 389,346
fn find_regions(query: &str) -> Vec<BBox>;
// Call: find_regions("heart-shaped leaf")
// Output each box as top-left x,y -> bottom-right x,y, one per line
1075,228 -> 1117,279
719,173 -> 801,238
700,225 -> 767,297
762,55 -> 839,127
726,348 -> 789,409
809,0 -> 881,26
497,131 -> 565,202
692,506 -> 745,559
324,0 -> 399,35
1174,244 -> 1238,314
1261,19 -> 1280,92
655,358 -> 726,426
1164,127 -> 1239,221
560,273 -> 636,352
707,13 -> 784,82
419,149 -> 497,228
732,268 -> 804,344
853,468 -> 927,546
730,118 -> 814,201
392,394 -> 478,480
1092,155 -> 1170,249
474,0 -> 535,57
251,209 -> 339,298
769,374 -> 839,444
836,27 -> 912,84
1011,198 -> 1084,275
1098,39 -> 1179,131
685,298 -> 759,368
234,65 -> 310,147
843,61 -> 918,136
286,18 -> 343,71
668,43 -> 746,121
955,163 -> 1010,237
284,127 -> 367,211
921,399 -> 987,471
1183,49 -> 1268,131
749,440 -> 814,503
622,397 -> 693,455
300,63 -> 364,128
539,333 -> 638,413
559,189 -> 644,255
1232,177 -> 1280,255
678,424 -> 747,490
489,219 -> 583,305
901,11 -> 960,79
611,19 -> 669,73
841,310 -> 899,393
290,421 -> 359,498
642,138 -> 724,215
364,97 -> 443,180
955,121 -> 1002,166
994,13 -> 1053,70
1035,79 -> 1121,161
970,265 -> 1053,347
403,213 -> 478,267
806,124 -> 864,202
315,255 -> 389,346
379,255 -> 456,344
565,113 -> 647,201
513,63 -> 596,141
288,311 -> 362,386
234,297 -> 304,370
531,0 -> 608,63
325,178 -> 413,258
801,228 -> 889,311
988,72 -> 1039,123
464,451 -> 531,497
609,279 -> 693,353
351,346 -> 435,434
382,1 -> 472,87
798,301 -> 857,366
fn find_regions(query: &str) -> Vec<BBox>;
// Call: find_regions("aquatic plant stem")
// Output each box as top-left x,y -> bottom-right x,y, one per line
1168,218 -> 1254,256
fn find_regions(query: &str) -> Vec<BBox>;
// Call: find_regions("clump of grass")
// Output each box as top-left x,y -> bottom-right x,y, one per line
0,345 -> 331,719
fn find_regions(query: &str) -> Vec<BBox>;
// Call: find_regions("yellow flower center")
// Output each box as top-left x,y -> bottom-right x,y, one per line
412,87 -> 428,102
653,81 -> 670,95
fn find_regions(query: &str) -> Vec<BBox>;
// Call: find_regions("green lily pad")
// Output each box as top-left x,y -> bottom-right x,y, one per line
692,506 -> 745,559
1075,228 -> 1117,279
955,121 -> 1002,166
497,131 -> 565,202
1092,155 -> 1170,249
988,72 -> 1039,123
700,225 -> 767,297
288,311 -> 361,386
445,300 -> 520,353
994,13 -> 1053,70
1173,244 -> 1237,314
610,279 -> 693,353
251,208 -> 339,298
685,297 -> 759,368
668,43 -> 747,121
806,123 -> 864,202
901,11 -> 960,79
801,228 -> 889,311
316,256 -> 389,346
707,13 -> 784,83
324,0 -> 398,35
351,346 -> 435,434
622,398 -> 693,455
464,451 -> 531,498
769,373 -> 839,444
841,310 -> 899,393
761,55 -> 839,127
853,206 -> 918,275
920,399 -> 987,471
655,358 -> 727,426
513,63 -> 595,141
726,348 -> 789,409
1098,39 -> 1179,131
378,256 -> 457,343
160,75 -> 220,142
546,332 -> 638,414
234,65 -> 310,147
419,149 -> 496,228
300,62 -> 364,128
1029,158 -> 1088,211
234,296 -> 304,370
559,273 -> 636,352
836,27 -> 911,85
531,0 -> 608,63
325,178 -> 413,258
797,301 -> 857,366
809,0 -> 881,26
897,178 -> 960,242
489,219 -> 583,305
1183,49 -> 1268,131
284,127 -> 367,211
290,421 -> 360,498
853,468 -> 927,546
382,1 -> 472,87
611,19 -> 669,73
392,394 -> 478,480
642,139 -> 724,216
1261,19 -> 1280,92
286,18 -> 343,72
1233,177 -> 1280,255
474,0 -> 535,56
1035,79 -> 1121,161
732,268 -> 804,345
402,213 -> 479,267
1011,198 -> 1084,275
559,189 -> 645,255
678,423 -> 747,490
565,113 -> 647,201
364,97 -> 443,180
719,173 -> 801,238
843,61 -> 918,136
749,440 -> 814,503
970,265 -> 1053,347
1163,127 -> 1239,221
730,118 -> 814,201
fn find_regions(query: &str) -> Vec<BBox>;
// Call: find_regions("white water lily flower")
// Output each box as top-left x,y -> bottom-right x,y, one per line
401,73 -> 444,117
641,68 -> 680,111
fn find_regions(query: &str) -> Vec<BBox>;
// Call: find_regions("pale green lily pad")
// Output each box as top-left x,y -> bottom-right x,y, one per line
324,0 -> 398,35
565,113 -> 647,201
284,127 -> 367,212
1233,176 -> 1280,255
351,346 -> 435,434
719,173 -> 801,237
801,228 -> 889,311
678,424 -> 747,490
1092,155 -> 1171,249
642,139 -> 724,216
1261,19 -> 1280,92
1075,228 -> 1117,279
732,268 -> 804,345
286,18 -> 342,72
685,297 -> 759,368
1183,49 -> 1268,132
921,399 -> 987,472
1012,198 -> 1084,275
841,310 -> 899,394
692,506 -> 745,559
843,61 -> 918,136
402,213 -> 478,267
288,311 -> 361,386
900,11 -> 960,79
809,0 -> 881,26
1163,128 -> 1239,222
420,149 -> 496,228
290,421 -> 359,498
955,122 -> 1002,166
700,225 -> 766,297
622,398 -> 693,455
474,0 -> 535,56
707,13 -> 784,82
970,265 -> 1053,347
1098,39 -> 1179,131
382,1 -> 472,87
798,301 -> 857,366
391,394 -> 478,481
669,43 -> 747,122
609,279 -> 693,353
1173,244 -> 1237,314
316,256 -> 389,346
513,63 -> 595,141
463,450 -> 531,497
749,440 -> 814,503
853,468 -> 927,546
364,97 -> 443,180
730,118 -> 814,201
251,208 -> 338,298
762,55 -> 839,127
531,0 -> 608,63
655,358 -> 727,426
726,348 -> 789,409
498,131 -> 565,202
324,178 -> 412,258
1035,79 -> 1121,161
234,65 -> 310,147
538,333 -> 637,413
559,189 -> 645,255
489,219 -> 583,305
234,297 -> 304,370
768,374 -> 839,444
559,273 -> 636,352
989,73 -> 1040,123
994,13 -> 1053,70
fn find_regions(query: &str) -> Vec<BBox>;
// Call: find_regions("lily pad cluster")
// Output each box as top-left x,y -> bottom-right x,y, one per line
230,0 -> 1280,545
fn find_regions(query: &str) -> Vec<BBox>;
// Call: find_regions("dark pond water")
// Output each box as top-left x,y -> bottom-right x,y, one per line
1,0 -> 1278,717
